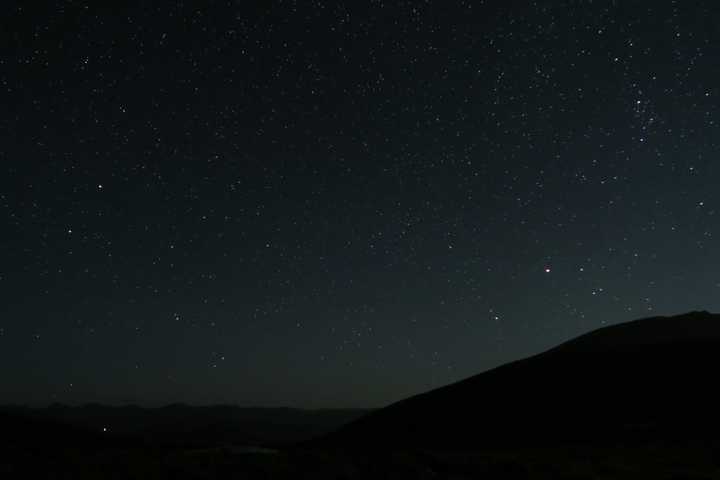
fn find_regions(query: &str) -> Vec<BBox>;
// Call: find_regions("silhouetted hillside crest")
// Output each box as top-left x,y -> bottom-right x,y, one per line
322,311 -> 720,448
549,310 -> 720,353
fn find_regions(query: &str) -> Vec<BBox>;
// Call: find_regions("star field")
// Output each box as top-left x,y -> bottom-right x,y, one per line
3,1 -> 720,408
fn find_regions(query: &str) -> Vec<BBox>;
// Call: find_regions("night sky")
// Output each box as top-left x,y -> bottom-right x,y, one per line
3,1 -> 720,408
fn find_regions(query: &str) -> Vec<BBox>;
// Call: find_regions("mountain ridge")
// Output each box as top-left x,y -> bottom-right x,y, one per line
320,311 -> 720,449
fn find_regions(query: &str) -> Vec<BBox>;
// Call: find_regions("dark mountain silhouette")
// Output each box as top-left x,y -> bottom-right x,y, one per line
321,311 -> 720,449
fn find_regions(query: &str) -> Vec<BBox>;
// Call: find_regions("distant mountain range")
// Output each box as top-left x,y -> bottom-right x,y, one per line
0,404 -> 371,449
322,311 -> 720,448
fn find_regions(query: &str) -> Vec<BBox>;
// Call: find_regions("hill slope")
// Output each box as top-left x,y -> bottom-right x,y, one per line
322,311 -> 720,448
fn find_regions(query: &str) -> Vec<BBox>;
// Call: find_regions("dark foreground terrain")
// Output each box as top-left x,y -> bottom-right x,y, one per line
5,311 -> 720,478
3,430 -> 720,479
